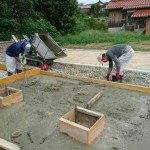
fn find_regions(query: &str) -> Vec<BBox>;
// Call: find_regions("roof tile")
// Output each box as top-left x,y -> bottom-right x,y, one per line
106,0 -> 150,10
131,9 -> 150,17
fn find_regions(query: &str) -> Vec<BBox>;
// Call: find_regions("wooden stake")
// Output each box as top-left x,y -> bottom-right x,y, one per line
5,85 -> 9,96
75,104 -> 78,123
86,91 -> 103,109
11,35 -> 19,42
0,138 -> 21,150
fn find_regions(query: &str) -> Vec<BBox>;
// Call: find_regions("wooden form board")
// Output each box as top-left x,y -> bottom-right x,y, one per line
86,91 -> 103,109
41,71 -> 150,94
0,138 -> 20,150
0,87 -> 23,108
0,63 -> 150,94
0,64 -> 7,71
0,64 -> 40,86
59,106 -> 104,145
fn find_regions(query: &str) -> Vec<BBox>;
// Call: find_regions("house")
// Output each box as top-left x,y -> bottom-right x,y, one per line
78,0 -> 106,14
78,4 -> 92,13
106,0 -> 150,34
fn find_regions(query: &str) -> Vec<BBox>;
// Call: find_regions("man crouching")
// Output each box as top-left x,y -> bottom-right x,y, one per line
97,44 -> 134,82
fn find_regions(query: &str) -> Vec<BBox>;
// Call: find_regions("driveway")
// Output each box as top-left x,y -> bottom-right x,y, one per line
56,49 -> 150,71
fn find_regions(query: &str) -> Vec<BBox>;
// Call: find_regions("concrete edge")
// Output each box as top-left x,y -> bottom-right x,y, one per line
54,61 -> 150,74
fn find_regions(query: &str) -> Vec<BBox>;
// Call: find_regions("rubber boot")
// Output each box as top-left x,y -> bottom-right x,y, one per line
120,75 -> 124,83
112,75 -> 117,82
16,69 -> 22,74
8,72 -> 13,76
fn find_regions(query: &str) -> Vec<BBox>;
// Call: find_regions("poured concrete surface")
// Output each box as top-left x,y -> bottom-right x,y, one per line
0,75 -> 150,150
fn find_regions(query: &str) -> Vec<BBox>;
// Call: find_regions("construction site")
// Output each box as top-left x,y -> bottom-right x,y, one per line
0,34 -> 150,150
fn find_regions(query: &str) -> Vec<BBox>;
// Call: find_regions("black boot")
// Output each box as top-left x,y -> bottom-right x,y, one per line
16,69 -> 22,74
112,75 -> 117,82
120,75 -> 124,83
8,72 -> 13,76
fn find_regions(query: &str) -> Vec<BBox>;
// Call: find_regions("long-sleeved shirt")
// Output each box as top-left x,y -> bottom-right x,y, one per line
106,44 -> 131,69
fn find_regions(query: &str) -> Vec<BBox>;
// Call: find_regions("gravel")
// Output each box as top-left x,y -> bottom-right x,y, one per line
50,62 -> 150,87
0,51 -> 150,87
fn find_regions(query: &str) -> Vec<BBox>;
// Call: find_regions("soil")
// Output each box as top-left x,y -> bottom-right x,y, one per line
0,75 -> 150,150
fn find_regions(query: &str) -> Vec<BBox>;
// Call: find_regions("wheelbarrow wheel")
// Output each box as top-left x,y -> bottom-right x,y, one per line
40,64 -> 49,71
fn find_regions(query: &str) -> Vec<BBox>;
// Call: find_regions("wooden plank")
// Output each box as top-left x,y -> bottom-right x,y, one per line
59,118 -> 89,131
59,106 -> 104,145
59,118 -> 89,144
0,68 -> 41,86
77,106 -> 102,118
88,114 -> 104,145
63,108 -> 75,122
0,138 -> 21,150
0,91 -> 23,107
86,91 -> 103,109
41,70 -> 150,94
0,64 -> 7,71
7,87 -> 22,92
0,87 -> 23,108
11,35 -> 18,42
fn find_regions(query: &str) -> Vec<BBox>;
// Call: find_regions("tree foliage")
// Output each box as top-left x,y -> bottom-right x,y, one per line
0,0 -> 107,41
91,3 -> 101,17
35,0 -> 79,34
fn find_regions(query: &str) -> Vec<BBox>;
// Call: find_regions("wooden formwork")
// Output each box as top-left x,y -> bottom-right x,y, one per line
0,64 -> 150,94
41,71 -> 150,94
59,106 -> 104,145
0,64 -> 41,86
0,87 -> 23,108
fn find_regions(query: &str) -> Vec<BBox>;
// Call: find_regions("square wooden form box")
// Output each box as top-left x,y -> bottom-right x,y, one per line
0,87 -> 23,108
59,106 -> 104,145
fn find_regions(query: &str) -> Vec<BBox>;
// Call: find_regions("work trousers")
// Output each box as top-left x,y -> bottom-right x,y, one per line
6,54 -> 22,74
112,48 -> 135,76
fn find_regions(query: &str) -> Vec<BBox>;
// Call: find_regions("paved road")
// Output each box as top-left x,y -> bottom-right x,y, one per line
56,49 -> 150,71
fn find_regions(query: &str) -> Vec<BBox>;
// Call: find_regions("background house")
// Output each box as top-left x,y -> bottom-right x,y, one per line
78,0 -> 106,14
106,0 -> 150,34
79,4 -> 92,13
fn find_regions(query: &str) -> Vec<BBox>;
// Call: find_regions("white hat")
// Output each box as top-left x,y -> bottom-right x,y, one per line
97,55 -> 103,65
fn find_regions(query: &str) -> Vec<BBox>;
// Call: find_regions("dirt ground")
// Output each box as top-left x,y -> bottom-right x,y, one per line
0,75 -> 150,150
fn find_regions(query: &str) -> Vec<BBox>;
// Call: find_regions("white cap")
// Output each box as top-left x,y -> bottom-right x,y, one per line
97,55 -> 103,65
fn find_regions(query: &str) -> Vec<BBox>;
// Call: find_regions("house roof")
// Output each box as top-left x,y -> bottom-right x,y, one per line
79,4 -> 91,9
106,0 -> 150,10
131,9 -> 150,17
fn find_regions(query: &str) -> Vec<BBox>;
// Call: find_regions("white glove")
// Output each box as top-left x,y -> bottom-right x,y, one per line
21,54 -> 27,66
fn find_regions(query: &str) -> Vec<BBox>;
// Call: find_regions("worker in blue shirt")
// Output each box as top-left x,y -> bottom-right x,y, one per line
6,41 -> 31,76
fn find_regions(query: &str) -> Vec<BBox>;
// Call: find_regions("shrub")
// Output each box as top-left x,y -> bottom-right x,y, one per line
21,18 -> 59,38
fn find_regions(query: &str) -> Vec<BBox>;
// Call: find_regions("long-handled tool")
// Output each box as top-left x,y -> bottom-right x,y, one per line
21,54 -> 27,84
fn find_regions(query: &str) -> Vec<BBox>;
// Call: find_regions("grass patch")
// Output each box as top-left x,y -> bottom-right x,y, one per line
56,30 -> 150,51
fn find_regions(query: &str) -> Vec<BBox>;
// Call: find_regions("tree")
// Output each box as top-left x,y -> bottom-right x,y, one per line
91,2 -> 101,17
0,1 -> 16,40
36,0 -> 79,34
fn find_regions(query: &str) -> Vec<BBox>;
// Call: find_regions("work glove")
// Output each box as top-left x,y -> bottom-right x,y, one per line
116,73 -> 120,80
21,54 -> 27,65
105,73 -> 110,79
21,62 -> 25,67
